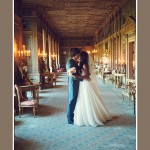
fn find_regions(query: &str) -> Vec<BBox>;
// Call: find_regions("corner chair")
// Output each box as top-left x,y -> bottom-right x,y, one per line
15,84 -> 39,117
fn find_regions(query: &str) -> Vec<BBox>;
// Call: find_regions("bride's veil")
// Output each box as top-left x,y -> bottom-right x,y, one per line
88,54 -> 107,105
88,55 -> 99,87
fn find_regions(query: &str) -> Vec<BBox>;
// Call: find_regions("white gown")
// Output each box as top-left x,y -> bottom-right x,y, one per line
74,75 -> 112,127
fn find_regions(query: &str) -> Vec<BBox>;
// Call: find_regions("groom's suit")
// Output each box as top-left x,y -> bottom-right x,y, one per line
66,58 -> 82,124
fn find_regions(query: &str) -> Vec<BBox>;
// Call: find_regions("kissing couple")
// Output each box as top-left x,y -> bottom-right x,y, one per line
66,48 -> 112,127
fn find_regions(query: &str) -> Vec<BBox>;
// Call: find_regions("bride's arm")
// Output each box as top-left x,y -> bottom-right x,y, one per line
73,64 -> 90,80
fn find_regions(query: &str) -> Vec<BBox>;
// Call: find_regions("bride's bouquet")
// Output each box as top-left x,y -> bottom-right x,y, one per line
67,67 -> 76,76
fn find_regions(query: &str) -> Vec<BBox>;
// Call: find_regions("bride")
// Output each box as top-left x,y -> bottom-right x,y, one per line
72,51 -> 112,127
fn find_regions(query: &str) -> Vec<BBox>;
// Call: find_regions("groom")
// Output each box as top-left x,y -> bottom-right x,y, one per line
66,48 -> 82,124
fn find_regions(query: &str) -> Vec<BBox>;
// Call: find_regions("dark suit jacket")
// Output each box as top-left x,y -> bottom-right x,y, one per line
66,58 -> 82,102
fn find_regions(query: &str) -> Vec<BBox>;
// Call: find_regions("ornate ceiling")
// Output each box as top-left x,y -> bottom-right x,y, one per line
22,0 -> 127,38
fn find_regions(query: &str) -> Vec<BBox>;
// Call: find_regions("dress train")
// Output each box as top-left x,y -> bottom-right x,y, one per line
74,79 -> 112,127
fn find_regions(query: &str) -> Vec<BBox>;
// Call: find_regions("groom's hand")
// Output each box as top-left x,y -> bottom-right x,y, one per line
84,76 -> 91,81
72,75 -> 77,79
72,75 -> 83,81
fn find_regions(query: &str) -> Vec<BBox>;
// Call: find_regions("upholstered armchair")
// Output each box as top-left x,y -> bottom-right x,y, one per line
122,80 -> 136,106
40,73 -> 53,89
15,84 -> 39,117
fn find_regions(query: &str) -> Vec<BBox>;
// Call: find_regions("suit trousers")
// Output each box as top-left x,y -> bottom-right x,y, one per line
67,77 -> 79,123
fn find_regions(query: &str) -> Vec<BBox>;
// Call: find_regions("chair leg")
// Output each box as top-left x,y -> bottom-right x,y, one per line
128,98 -> 130,105
19,107 -> 21,118
22,108 -> 24,114
36,106 -> 39,115
35,105 -> 38,113
128,95 -> 131,106
33,107 -> 36,117
122,94 -> 124,102
134,97 -> 136,114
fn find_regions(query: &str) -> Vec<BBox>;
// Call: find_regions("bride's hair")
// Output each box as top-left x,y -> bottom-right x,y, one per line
79,51 -> 89,65
80,51 -> 99,92
79,51 -> 91,75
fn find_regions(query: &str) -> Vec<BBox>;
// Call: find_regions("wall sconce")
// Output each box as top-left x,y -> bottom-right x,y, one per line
18,45 -> 31,59
104,49 -> 108,57
51,53 -> 57,59
38,50 -> 47,59
24,50 -> 31,57
92,49 -> 97,54
120,60 -> 125,66
42,51 -> 47,58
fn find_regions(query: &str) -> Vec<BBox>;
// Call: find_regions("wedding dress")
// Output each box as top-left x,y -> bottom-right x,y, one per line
74,58 -> 112,127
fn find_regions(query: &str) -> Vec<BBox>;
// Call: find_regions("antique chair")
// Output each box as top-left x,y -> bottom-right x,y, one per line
15,84 -> 39,117
104,69 -> 115,82
40,73 -> 53,89
122,79 -> 136,106
109,69 -> 116,83
45,72 -> 57,86
52,72 -> 57,86
131,85 -> 136,114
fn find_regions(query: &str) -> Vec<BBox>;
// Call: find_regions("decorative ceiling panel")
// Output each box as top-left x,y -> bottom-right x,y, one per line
22,0 -> 126,38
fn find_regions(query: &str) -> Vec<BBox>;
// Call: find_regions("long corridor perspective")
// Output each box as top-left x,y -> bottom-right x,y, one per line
14,73 -> 136,150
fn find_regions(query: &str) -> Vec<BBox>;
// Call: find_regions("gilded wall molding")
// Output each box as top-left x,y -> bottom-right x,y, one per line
121,16 -> 136,35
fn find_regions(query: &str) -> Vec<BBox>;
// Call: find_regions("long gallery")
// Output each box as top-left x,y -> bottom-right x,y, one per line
14,0 -> 136,149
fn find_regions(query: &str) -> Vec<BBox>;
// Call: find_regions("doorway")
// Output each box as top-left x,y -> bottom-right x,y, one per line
128,41 -> 135,79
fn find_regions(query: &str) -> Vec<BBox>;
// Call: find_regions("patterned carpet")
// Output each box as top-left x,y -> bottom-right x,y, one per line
14,73 -> 136,150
